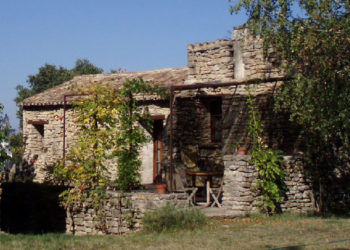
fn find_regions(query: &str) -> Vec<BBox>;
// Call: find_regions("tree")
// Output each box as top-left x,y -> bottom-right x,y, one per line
72,59 -> 103,76
0,103 -> 11,180
230,0 -> 350,211
15,59 -> 103,127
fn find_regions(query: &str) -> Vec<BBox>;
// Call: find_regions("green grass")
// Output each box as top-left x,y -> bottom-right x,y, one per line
1,214 -> 350,249
142,205 -> 208,233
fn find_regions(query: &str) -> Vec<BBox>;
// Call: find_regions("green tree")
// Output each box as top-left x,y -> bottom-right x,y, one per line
230,0 -> 350,211
15,59 -> 103,126
8,132 -> 24,167
13,59 -> 103,169
71,59 -> 103,76
0,104 -> 11,178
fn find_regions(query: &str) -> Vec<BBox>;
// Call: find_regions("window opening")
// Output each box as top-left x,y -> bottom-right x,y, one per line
209,99 -> 222,142
34,124 -> 45,151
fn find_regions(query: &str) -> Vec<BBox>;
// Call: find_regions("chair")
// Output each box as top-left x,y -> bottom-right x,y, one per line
209,177 -> 224,207
174,173 -> 198,206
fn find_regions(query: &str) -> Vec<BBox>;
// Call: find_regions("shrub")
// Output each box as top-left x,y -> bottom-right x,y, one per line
142,205 -> 208,233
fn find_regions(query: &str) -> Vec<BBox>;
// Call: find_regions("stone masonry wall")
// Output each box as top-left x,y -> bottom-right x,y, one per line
23,102 -> 170,183
66,191 -> 189,235
186,40 -> 234,84
222,93 -> 303,156
170,84 -> 302,189
23,106 -> 77,182
222,155 -> 314,213
232,26 -> 284,80
185,26 -> 284,85
171,97 -> 224,187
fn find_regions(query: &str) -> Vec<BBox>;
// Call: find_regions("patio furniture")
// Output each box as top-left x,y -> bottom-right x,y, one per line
209,178 -> 224,207
174,174 -> 198,206
186,171 -> 223,207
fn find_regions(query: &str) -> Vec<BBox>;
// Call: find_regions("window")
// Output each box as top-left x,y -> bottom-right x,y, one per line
34,124 -> 45,151
209,99 -> 222,142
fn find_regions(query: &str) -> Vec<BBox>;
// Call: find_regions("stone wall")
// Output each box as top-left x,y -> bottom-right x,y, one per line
23,106 -> 76,182
186,40 -> 234,84
171,97 -> 224,187
185,26 -> 284,85
222,155 -> 314,214
232,26 -> 284,80
66,191 -> 189,235
171,83 -> 302,188
23,102 -> 170,184
222,93 -> 303,156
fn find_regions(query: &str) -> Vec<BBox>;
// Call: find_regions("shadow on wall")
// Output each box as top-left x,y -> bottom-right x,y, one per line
0,182 -> 66,234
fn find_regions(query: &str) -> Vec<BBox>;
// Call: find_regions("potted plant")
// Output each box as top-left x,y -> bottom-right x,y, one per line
154,175 -> 167,194
236,137 -> 251,155
155,183 -> 167,194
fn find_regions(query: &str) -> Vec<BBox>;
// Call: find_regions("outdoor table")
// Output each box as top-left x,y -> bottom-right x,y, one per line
185,171 -> 223,206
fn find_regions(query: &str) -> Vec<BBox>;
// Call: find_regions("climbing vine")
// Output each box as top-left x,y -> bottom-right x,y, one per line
54,78 -> 164,231
115,78 -> 165,191
54,84 -> 119,231
247,90 -> 286,214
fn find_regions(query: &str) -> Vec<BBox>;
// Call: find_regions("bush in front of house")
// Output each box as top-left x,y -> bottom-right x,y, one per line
142,205 -> 208,233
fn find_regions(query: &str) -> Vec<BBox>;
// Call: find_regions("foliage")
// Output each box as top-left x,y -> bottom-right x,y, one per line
230,0 -> 350,212
142,205 -> 208,233
115,78 -> 165,191
0,104 -> 11,173
8,132 -> 24,166
53,79 -> 164,230
15,59 -> 103,127
53,84 -> 119,231
247,92 -> 286,214
72,59 -> 104,76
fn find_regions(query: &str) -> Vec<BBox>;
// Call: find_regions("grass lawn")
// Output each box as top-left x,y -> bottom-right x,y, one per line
1,214 -> 350,250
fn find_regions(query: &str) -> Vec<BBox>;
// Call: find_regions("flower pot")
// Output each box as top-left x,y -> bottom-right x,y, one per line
237,146 -> 248,155
155,184 -> 167,194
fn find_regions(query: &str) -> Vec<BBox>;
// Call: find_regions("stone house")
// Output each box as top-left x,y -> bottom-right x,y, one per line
21,26 -> 314,216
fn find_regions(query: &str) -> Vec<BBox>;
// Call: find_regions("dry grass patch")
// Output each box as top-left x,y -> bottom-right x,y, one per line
1,214 -> 350,249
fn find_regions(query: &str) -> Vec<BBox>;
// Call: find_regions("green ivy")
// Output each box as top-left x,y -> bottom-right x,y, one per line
54,84 -> 119,232
53,79 -> 165,231
115,78 -> 165,191
230,0 -> 350,212
247,91 -> 286,215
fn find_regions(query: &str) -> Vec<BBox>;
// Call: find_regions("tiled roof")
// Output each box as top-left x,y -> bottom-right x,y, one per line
21,67 -> 188,107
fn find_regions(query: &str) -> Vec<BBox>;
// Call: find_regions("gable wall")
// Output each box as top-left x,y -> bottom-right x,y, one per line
23,107 -> 77,182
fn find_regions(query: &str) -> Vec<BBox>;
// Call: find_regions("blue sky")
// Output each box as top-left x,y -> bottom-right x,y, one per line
0,0 -> 247,130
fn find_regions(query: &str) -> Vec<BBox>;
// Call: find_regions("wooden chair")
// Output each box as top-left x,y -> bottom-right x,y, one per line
174,174 -> 198,206
209,178 -> 224,207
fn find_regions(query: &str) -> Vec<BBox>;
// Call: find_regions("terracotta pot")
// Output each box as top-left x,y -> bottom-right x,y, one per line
237,146 -> 248,155
155,184 -> 167,194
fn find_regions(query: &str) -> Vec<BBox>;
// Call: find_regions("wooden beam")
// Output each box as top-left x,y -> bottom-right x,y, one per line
151,115 -> 165,120
27,120 -> 49,125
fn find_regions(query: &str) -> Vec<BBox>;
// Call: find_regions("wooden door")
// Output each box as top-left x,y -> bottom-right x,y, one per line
153,119 -> 163,183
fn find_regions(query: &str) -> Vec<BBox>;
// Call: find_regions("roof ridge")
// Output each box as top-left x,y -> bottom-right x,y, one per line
21,67 -> 188,107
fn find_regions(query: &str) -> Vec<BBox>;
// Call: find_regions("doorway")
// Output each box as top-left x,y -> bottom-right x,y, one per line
153,119 -> 163,183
